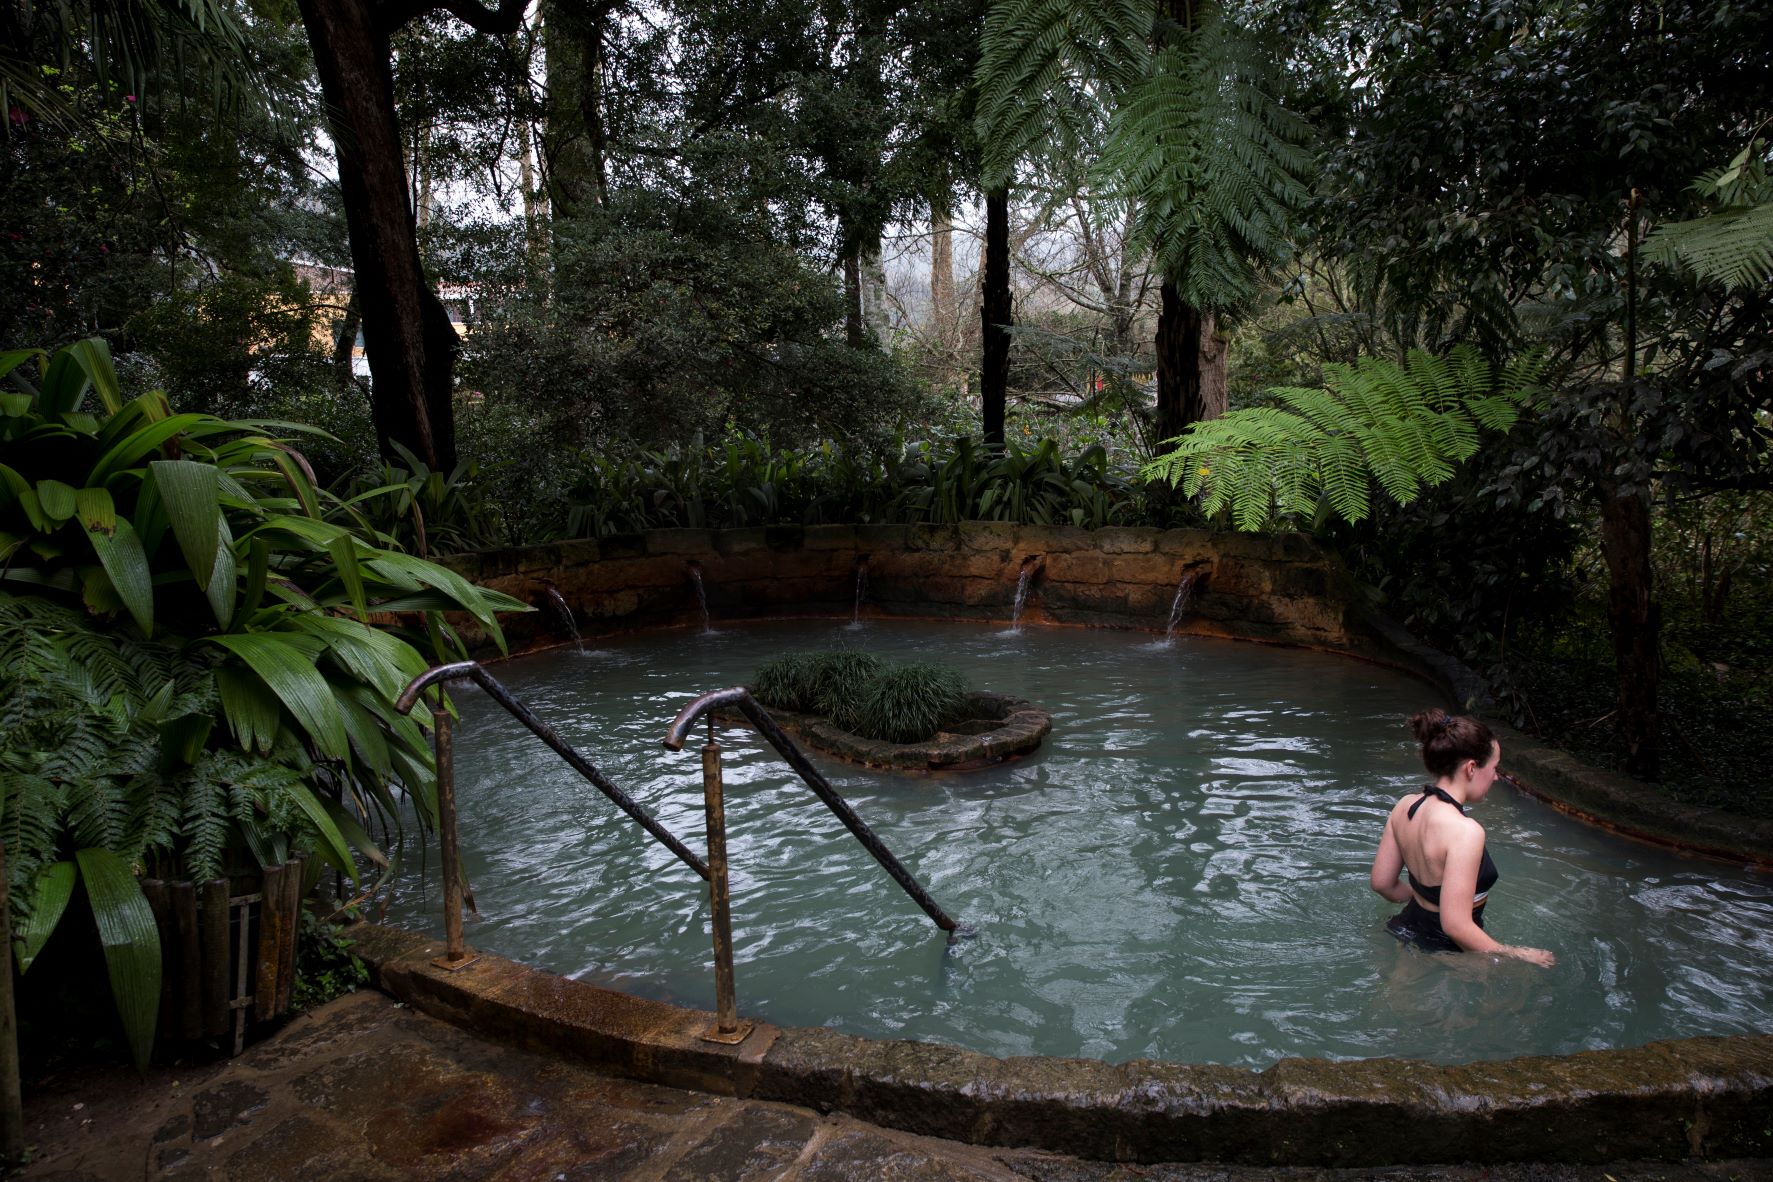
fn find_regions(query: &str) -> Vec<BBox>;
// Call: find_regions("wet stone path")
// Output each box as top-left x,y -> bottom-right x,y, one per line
19,991 -> 1768,1181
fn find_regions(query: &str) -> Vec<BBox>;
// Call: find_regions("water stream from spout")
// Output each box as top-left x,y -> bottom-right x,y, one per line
1164,571 -> 1198,642
688,565 -> 712,633
1008,561 -> 1037,631
850,559 -> 869,627
544,588 -> 583,652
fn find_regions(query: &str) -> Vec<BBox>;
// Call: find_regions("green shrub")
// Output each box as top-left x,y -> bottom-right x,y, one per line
806,651 -> 887,733
751,651 -> 965,742
753,652 -> 824,713
855,662 -> 970,744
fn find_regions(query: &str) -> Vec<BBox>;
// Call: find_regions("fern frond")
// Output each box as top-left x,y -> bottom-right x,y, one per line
1142,345 -> 1534,529
1642,201 -> 1773,290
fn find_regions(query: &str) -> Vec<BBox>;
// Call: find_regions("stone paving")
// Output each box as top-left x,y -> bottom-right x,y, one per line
18,991 -> 1770,1181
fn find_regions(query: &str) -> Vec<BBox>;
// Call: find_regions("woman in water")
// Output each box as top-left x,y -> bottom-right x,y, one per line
1369,710 -> 1556,967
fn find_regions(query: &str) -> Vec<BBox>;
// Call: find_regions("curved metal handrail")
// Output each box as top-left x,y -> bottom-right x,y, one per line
664,687 -> 960,933
397,661 -> 709,881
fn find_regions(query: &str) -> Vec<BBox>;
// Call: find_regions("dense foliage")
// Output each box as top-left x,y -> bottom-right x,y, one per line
0,339 -> 524,1066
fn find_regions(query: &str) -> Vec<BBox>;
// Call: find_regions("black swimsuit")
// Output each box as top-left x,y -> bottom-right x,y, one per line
1386,785 -> 1499,953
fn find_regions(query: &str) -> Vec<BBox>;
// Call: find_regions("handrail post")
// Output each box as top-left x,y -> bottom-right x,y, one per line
431,703 -> 477,971
699,723 -> 752,1044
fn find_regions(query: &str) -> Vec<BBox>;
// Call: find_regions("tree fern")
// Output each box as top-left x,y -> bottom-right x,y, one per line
975,0 -> 1149,187
1143,347 -> 1544,528
1095,15 -> 1311,310
1642,138 -> 1773,290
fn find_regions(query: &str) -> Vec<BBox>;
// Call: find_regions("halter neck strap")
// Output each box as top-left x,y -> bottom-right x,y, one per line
1407,784 -> 1465,819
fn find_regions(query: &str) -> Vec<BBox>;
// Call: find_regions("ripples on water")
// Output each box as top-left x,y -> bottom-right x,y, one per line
382,621 -> 1773,1066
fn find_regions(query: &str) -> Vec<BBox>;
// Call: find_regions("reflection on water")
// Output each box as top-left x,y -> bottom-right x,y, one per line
382,621 -> 1773,1067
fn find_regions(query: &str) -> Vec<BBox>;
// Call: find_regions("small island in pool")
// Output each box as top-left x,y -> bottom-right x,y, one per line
743,650 -> 1051,771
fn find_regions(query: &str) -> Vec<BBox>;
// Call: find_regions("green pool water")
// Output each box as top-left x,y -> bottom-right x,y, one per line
383,620 -> 1773,1067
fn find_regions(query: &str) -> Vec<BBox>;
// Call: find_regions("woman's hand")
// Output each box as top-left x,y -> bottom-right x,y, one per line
1499,945 -> 1556,968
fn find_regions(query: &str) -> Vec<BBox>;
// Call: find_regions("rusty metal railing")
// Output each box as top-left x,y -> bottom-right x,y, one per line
392,663 -> 961,1046
393,662 -> 709,973
662,687 -> 965,1041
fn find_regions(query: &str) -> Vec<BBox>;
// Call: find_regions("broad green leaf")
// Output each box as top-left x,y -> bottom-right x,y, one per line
0,392 -> 32,418
83,513 -> 154,636
267,446 -> 321,518
323,799 -> 388,870
14,861 -> 76,973
75,847 -> 162,1071
150,460 -> 222,589
158,713 -> 213,772
286,783 -> 357,883
242,536 -> 269,613
35,479 -> 77,522
88,413 -> 206,485
73,485 -> 115,531
205,519 -> 237,629
331,677 -> 394,778
0,347 -> 43,383
65,338 -> 124,414
16,487 -> 48,531
211,632 -> 348,760
39,349 -> 91,416
326,534 -> 368,619
294,613 -> 423,700
215,664 -> 282,754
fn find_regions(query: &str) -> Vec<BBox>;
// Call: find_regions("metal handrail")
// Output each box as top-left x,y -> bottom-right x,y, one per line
389,661 -> 961,1045
663,687 -> 960,934
396,661 -> 709,880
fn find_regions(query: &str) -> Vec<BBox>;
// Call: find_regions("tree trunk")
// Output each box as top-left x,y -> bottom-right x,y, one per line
1599,485 -> 1661,779
862,239 -> 888,342
297,0 -> 457,469
542,0 -> 610,220
843,248 -> 864,347
981,185 -> 1011,447
1154,279 -> 1203,444
930,201 -> 964,394
332,292 -> 361,392
930,203 -> 955,336
1198,309 -> 1228,421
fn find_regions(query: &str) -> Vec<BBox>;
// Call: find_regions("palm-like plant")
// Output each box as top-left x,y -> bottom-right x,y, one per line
1,338 -> 526,1067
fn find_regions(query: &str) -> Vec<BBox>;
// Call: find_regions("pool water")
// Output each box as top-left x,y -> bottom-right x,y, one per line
382,621 -> 1773,1067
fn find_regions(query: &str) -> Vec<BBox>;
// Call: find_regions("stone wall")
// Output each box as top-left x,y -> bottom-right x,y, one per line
445,523 -> 1389,659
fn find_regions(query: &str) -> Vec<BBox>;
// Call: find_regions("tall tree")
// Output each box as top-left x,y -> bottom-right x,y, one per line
294,0 -> 530,470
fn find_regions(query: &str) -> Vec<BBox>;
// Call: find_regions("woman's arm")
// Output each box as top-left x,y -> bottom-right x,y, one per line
1369,815 -> 1413,903
1438,825 -> 1556,967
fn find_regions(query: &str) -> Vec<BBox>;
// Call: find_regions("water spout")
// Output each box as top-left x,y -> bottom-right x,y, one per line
1008,556 -> 1041,631
850,555 -> 869,627
542,587 -> 582,652
1163,570 -> 1198,642
687,562 -> 713,633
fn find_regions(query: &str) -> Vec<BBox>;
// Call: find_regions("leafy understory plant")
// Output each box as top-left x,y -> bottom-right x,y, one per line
1142,346 -> 1544,530
0,338 -> 527,1067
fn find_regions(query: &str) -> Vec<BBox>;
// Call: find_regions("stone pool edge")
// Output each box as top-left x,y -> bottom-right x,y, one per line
349,923 -> 1773,1167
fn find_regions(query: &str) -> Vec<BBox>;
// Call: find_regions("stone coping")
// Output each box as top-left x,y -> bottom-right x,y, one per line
350,923 -> 1773,1167
727,691 -> 1052,771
